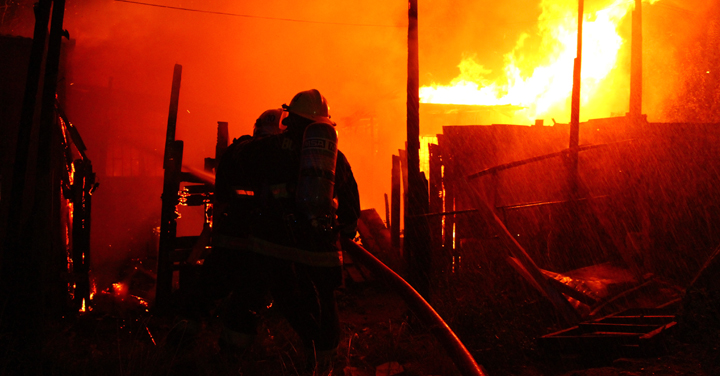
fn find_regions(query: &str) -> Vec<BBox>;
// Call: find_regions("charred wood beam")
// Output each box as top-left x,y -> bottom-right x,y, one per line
417,195 -> 610,218
156,140 -> 183,311
438,135 -> 456,254
384,193 -> 390,228
71,159 -> 95,310
55,100 -> 88,159
449,171 -> 581,324
414,208 -> 480,219
498,195 -> 610,211
428,144 -> 443,252
163,64 -> 182,169
157,64 -> 183,311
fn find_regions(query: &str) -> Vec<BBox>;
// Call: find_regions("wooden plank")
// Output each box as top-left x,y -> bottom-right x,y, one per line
391,155 -> 401,248
428,143 -> 443,254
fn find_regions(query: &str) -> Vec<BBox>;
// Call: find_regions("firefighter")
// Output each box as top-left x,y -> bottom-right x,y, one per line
230,107 -> 285,146
253,108 -> 284,137
209,89 -> 360,371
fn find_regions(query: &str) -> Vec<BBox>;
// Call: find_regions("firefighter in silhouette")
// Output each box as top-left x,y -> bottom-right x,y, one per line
183,108 -> 286,267
207,89 -> 360,371
230,107 -> 285,146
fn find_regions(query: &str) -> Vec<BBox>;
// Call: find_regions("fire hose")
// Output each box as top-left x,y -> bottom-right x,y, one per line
340,238 -> 488,376
178,168 -> 487,374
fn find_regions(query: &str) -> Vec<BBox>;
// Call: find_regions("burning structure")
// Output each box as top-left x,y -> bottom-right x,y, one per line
1,0 -> 720,374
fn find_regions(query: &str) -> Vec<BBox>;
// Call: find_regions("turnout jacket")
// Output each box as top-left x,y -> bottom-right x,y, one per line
213,127 -> 360,267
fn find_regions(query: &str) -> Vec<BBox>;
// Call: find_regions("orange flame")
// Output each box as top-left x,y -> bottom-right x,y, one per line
90,279 -> 97,300
420,0 -> 659,124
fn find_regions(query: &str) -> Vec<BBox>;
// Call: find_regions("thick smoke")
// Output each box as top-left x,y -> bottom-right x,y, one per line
1,0 -> 716,283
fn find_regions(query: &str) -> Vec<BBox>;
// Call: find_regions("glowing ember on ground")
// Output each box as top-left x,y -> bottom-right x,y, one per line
420,0 -> 659,123
113,283 -> 126,299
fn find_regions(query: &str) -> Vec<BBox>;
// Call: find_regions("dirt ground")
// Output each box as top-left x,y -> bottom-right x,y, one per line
335,279 -> 719,376
23,271 -> 720,376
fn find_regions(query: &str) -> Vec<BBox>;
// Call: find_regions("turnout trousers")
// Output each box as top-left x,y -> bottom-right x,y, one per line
188,245 -> 341,353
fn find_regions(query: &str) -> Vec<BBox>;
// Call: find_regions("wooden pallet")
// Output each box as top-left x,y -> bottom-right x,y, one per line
539,305 -> 677,359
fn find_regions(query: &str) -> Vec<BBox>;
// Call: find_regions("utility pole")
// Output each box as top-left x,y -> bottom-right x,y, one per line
569,0 -> 584,197
629,0 -> 642,119
406,0 -> 431,299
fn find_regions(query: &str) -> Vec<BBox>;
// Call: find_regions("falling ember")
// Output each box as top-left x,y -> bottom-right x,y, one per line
420,0 -> 660,123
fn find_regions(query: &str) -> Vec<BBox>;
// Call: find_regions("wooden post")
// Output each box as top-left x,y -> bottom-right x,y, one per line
384,193 -> 390,228
629,0 -> 642,119
156,64 -> 183,311
163,64 -> 183,169
5,0 -> 52,245
569,0 -> 584,198
215,121 -> 229,164
391,155 -> 401,248
438,135 -> 455,257
405,0 -> 431,299
72,159 -> 95,310
428,143 -> 443,254
3,0 -> 66,370
37,0 -> 68,326
399,148 -> 408,238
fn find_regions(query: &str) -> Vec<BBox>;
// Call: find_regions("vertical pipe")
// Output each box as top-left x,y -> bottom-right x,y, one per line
629,0 -> 643,119
391,155 -> 401,248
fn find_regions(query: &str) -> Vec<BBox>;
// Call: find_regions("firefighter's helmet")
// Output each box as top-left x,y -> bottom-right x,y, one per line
253,108 -> 284,137
282,89 -> 335,126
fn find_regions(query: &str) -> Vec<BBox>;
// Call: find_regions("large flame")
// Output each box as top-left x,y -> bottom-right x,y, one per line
420,0 -> 659,123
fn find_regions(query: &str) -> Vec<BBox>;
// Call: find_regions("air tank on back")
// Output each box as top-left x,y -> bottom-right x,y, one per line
296,121 -> 338,230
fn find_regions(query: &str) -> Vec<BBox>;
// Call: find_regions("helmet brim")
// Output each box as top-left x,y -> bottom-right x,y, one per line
282,104 -> 335,126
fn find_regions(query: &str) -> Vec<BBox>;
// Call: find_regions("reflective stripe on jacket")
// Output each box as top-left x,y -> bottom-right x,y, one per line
213,233 -> 343,267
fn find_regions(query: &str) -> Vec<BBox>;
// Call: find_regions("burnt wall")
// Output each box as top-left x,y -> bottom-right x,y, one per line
441,119 -> 720,285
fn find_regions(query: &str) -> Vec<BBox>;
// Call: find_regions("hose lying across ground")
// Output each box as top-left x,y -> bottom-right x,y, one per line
340,238 -> 488,376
